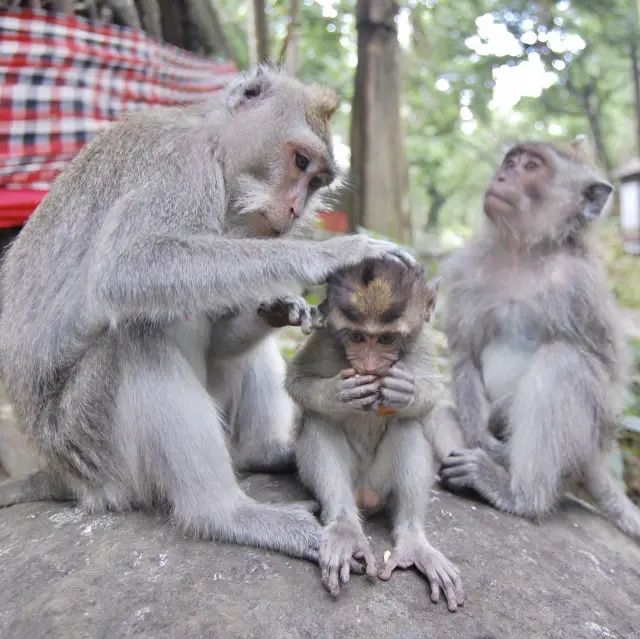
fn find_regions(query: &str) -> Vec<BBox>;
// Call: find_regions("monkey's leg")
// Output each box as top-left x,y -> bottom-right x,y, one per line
374,420 -> 464,612
430,401 -> 508,468
121,344 -> 321,562
229,337 -> 298,473
442,343 -> 605,519
585,455 -> 640,540
0,469 -> 73,508
424,402 -> 465,464
296,417 -> 377,596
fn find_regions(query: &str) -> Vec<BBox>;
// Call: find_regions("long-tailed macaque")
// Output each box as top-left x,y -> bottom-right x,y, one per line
437,138 -> 640,541
0,66 -> 415,562
286,258 -> 464,611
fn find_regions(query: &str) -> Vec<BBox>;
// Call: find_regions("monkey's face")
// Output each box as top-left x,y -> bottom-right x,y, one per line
483,142 -> 614,241
483,145 -> 552,226
324,258 -> 441,376
342,329 -> 400,376
222,67 -> 340,237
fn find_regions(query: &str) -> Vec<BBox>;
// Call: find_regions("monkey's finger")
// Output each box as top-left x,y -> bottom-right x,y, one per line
340,561 -> 351,584
388,365 -> 412,381
321,565 -> 341,597
341,382 -> 380,400
345,394 -> 379,410
361,548 -> 378,579
390,248 -> 418,267
417,560 -> 442,605
382,376 -> 414,392
436,568 -> 459,612
377,556 -> 399,581
341,368 -> 357,378
300,312 -> 313,335
380,388 -> 411,407
349,557 -> 366,575
340,375 -> 377,389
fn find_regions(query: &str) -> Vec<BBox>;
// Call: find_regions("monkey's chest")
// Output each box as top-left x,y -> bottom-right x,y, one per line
481,301 -> 544,402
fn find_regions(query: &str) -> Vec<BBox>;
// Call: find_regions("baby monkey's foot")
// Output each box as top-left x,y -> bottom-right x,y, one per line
378,531 -> 464,612
257,295 -> 325,334
320,518 -> 377,597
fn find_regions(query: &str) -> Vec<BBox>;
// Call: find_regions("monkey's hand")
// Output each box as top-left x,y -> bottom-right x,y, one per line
335,369 -> 381,411
320,518 -> 378,597
377,364 -> 415,410
257,295 -> 325,335
322,234 -> 418,275
378,530 -> 464,612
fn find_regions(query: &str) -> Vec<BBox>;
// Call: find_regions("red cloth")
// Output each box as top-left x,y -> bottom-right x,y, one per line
0,8 -> 237,226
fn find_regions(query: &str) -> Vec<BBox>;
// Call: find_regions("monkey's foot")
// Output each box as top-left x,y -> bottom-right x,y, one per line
378,531 -> 464,612
319,519 -> 378,597
439,447 -> 492,491
233,441 -> 296,474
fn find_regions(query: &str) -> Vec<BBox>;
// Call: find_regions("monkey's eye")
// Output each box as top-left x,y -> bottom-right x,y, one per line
525,160 -> 539,171
349,331 -> 365,343
504,158 -> 515,169
295,152 -> 310,172
378,334 -> 395,345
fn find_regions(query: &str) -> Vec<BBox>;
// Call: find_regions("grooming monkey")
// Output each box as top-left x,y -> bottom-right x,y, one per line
286,258 -> 464,611
0,65 -> 415,562
437,138 -> 640,540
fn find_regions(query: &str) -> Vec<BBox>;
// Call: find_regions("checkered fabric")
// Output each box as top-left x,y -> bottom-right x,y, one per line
0,8 -> 237,224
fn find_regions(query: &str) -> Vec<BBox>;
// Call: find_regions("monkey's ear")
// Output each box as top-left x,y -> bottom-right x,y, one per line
424,276 -> 443,323
582,181 -> 613,221
227,70 -> 271,112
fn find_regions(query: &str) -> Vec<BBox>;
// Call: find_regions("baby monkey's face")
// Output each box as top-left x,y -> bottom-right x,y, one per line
342,328 -> 401,377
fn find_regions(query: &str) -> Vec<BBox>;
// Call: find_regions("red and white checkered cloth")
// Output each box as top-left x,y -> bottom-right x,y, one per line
0,8 -> 237,226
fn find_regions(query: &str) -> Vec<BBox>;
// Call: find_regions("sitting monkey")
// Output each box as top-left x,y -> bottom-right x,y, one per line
285,258 -> 464,611
437,137 -> 640,541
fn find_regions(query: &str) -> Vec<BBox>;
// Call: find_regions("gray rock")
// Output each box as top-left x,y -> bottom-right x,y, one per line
1,474 -> 639,639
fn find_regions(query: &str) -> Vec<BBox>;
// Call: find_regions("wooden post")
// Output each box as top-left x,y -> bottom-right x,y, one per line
346,0 -> 411,243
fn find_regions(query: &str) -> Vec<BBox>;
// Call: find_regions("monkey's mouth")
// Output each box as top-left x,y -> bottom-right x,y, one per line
485,189 -> 515,208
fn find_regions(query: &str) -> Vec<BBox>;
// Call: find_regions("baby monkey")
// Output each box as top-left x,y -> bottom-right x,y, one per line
286,258 -> 464,611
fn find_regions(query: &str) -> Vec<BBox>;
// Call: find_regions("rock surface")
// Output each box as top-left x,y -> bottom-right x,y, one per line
1,473 -> 639,639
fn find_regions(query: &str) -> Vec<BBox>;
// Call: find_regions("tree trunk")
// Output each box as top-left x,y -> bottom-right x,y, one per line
185,0 -> 235,59
50,0 -> 74,14
346,0 -> 411,243
280,0 -> 301,76
158,0 -> 189,50
426,184 -> 445,230
134,0 -> 163,40
630,39 -> 640,157
106,0 -> 142,29
253,0 -> 270,64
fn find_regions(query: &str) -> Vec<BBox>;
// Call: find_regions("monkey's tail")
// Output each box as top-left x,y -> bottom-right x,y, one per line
585,464 -> 640,540
0,469 -> 73,508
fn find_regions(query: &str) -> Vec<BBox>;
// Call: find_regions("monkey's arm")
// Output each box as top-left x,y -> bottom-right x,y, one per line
286,333 -> 380,416
208,296 -> 322,360
449,352 -> 492,448
296,416 -> 377,595
88,182 -> 411,325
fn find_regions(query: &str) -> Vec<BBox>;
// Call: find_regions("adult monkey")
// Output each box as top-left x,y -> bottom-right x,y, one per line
0,66 -> 414,562
437,138 -> 640,540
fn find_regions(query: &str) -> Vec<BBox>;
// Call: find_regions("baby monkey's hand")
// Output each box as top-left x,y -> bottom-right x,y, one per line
376,363 -> 415,410
258,295 -> 325,335
336,369 -> 380,411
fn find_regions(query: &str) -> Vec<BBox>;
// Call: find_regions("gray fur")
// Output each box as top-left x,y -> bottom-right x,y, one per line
438,143 -> 640,541
0,66 -> 414,562
287,322 -> 464,610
